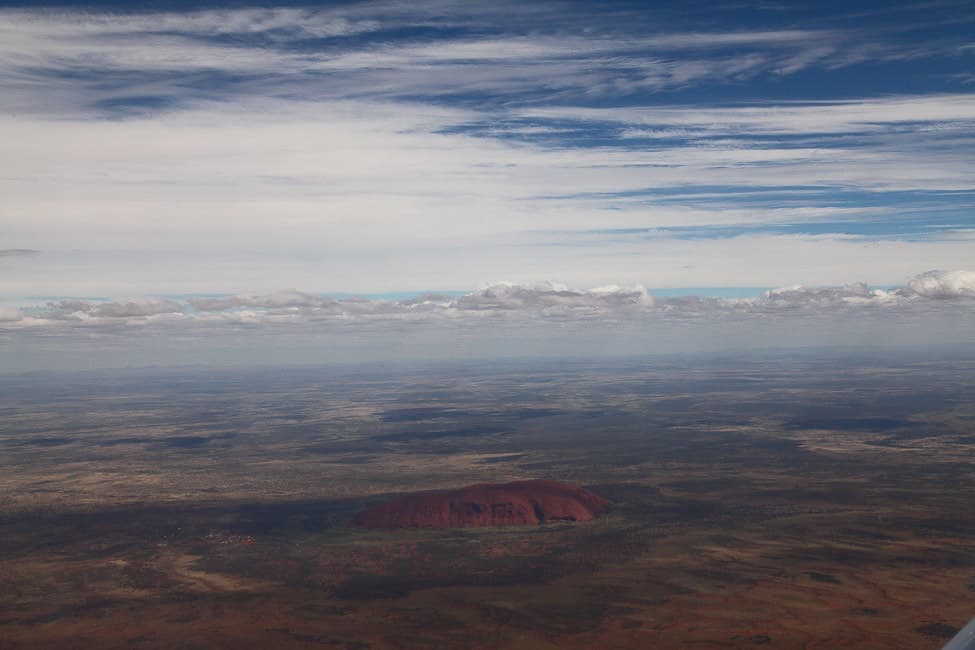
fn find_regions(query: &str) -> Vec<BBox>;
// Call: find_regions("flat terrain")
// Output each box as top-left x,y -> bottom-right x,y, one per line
1,355 -> 974,648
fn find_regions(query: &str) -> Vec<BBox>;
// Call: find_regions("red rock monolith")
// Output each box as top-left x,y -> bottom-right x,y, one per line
353,479 -> 609,529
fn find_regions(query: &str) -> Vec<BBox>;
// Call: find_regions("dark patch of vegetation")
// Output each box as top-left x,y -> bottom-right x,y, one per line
807,572 -> 841,584
476,454 -> 524,464
850,608 -> 879,616
334,563 -> 563,600
10,437 -> 75,447
164,435 -> 220,448
379,407 -> 468,422
373,425 -> 509,442
838,528 -> 900,542
915,622 -> 959,639
785,417 -> 910,432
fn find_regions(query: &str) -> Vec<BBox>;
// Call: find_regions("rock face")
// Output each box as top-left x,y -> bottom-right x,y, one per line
354,479 -> 609,529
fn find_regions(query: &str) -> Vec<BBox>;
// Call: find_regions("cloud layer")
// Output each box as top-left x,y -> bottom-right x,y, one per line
3,271 -> 972,335
0,1 -> 972,348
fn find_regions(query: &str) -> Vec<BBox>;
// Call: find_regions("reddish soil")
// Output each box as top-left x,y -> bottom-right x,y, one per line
354,479 -> 609,529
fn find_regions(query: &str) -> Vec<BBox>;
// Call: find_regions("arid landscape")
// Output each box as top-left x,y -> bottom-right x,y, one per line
2,354 -> 974,648
4,0 -> 975,647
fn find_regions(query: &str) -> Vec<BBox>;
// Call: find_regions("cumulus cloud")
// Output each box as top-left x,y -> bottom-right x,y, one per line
754,283 -> 894,309
724,270 -> 974,312
453,282 -> 653,314
188,291 -> 338,312
4,270 -> 971,335
91,299 -> 185,318
0,307 -> 23,322
41,298 -> 185,320
904,270 -> 975,299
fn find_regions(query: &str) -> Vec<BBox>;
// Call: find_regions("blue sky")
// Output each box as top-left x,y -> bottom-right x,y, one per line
0,0 -> 973,368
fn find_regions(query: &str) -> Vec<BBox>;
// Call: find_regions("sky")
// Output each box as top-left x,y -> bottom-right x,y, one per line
1,0 -> 973,369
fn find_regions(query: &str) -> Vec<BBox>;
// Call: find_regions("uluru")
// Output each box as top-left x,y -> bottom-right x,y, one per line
353,479 -> 609,529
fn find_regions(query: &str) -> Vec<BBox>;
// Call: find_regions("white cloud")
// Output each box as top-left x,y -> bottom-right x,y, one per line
90,299 -> 185,318
0,5 -> 937,114
0,4 -> 971,305
1,94 -> 969,264
3,269 -> 972,373
188,291 -> 338,312
453,282 -> 654,315
4,270 -> 971,336
0,8 -> 381,39
740,284 -> 905,313
905,269 -> 975,298
0,307 -> 23,322
523,94 -> 975,137
39,298 -> 185,320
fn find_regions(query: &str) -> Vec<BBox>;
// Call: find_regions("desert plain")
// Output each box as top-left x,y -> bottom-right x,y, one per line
1,354 -> 974,648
